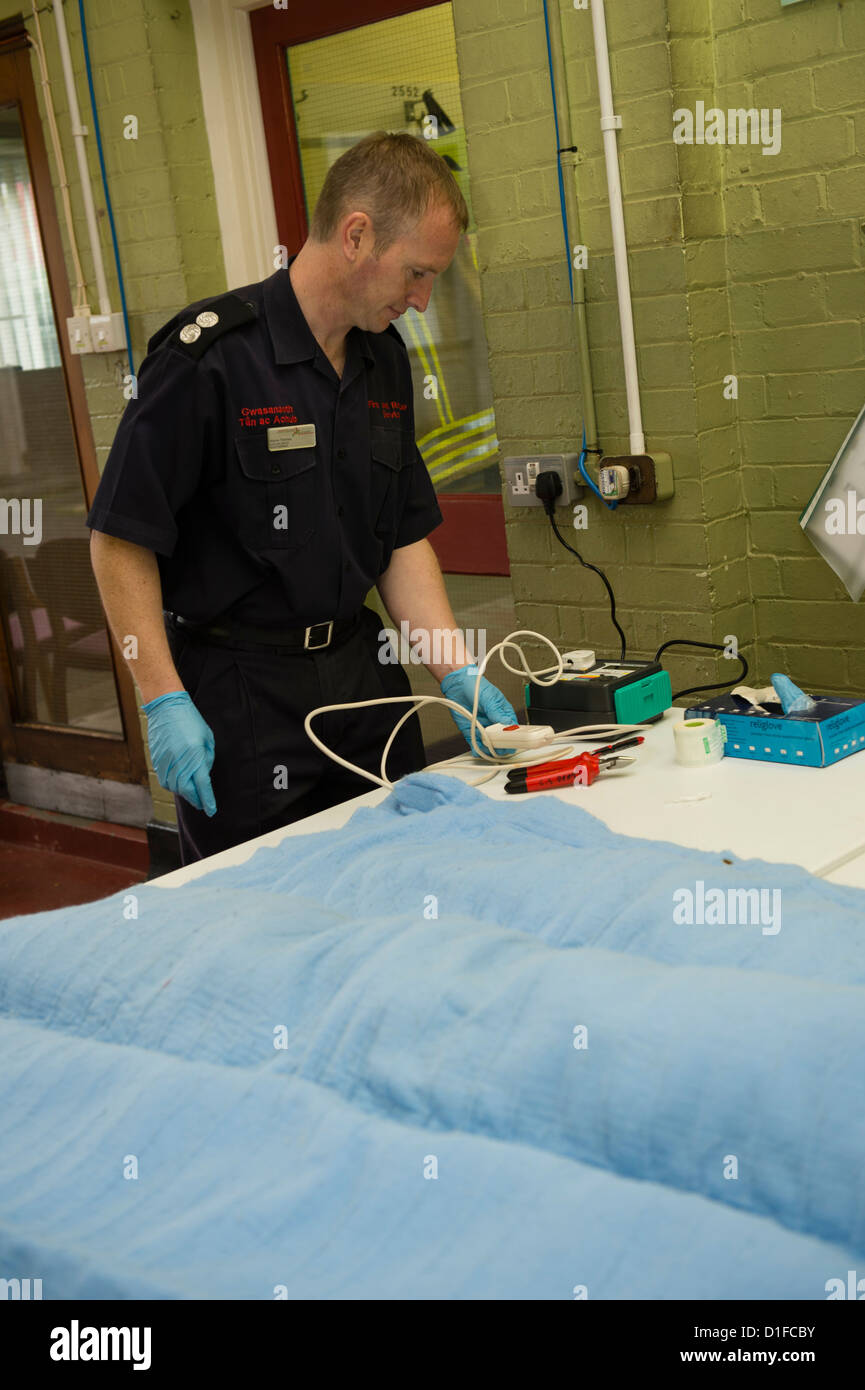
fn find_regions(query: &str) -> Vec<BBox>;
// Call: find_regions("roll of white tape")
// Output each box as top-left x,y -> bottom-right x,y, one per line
674,717 -> 726,767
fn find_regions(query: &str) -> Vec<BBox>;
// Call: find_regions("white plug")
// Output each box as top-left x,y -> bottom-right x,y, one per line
561,648 -> 595,672
599,464 -> 630,500
481,722 -> 557,751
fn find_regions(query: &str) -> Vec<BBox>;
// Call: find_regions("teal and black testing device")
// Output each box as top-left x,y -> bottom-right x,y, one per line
525,660 -> 672,731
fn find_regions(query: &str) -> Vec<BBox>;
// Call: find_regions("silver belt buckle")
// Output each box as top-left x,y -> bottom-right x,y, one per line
304,620 -> 333,650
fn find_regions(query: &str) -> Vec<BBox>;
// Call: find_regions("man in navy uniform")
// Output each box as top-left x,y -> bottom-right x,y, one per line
89,131 -> 516,863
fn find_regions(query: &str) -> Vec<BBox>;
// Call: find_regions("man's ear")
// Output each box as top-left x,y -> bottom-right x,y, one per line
342,212 -> 371,262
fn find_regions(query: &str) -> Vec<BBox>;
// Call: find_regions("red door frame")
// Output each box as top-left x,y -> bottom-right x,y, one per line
249,0 -> 509,577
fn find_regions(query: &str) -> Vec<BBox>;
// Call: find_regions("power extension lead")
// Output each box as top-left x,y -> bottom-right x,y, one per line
481,722 -> 557,751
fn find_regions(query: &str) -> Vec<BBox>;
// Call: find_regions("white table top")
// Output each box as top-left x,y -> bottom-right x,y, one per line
825,856 -> 865,888
152,710 -> 865,890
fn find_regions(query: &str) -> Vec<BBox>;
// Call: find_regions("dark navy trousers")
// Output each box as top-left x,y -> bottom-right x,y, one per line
165,606 -> 426,864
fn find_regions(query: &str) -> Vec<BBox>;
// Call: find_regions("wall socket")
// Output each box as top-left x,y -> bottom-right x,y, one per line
90,313 -> 126,353
67,311 -> 126,355
504,453 -> 581,508
67,315 -> 93,354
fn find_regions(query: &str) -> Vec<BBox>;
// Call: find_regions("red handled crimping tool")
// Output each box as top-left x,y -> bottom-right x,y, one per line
504,735 -> 643,795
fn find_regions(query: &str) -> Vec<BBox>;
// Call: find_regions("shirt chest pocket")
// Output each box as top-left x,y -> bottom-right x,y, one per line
234,433 -> 318,553
370,426 -> 411,538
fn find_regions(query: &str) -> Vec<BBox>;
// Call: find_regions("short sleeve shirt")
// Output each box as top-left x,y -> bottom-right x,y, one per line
86,259 -> 443,626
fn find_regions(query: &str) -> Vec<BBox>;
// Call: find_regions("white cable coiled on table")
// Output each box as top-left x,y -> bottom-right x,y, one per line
304,629 -> 654,791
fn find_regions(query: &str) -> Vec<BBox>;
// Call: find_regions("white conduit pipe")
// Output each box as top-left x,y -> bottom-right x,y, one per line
30,4 -> 88,313
52,0 -> 111,317
589,0 -> 645,455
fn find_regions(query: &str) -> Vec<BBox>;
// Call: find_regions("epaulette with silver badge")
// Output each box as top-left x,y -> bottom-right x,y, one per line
150,293 -> 257,360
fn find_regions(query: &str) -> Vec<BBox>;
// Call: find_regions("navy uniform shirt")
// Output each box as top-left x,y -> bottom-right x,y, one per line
86,259 -> 443,626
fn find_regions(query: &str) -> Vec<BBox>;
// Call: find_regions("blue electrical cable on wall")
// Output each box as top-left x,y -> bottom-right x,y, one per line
541,0 -> 573,306
78,0 -> 135,377
578,425 -> 617,509
541,0 -> 616,511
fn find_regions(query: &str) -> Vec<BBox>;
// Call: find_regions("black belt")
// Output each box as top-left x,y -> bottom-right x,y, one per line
165,610 -> 363,651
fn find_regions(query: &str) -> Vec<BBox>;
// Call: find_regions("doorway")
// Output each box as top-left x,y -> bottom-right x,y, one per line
0,32 -> 147,818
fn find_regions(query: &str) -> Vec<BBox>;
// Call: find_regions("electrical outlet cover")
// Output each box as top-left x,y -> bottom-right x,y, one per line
90,313 -> 126,352
504,453 -> 581,508
67,315 -> 93,355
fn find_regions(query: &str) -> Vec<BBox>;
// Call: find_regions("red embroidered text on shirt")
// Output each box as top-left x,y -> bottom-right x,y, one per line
237,405 -> 298,427
369,399 -> 408,421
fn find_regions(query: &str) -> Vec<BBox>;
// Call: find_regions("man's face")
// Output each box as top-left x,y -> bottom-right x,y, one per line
350,198 -> 462,333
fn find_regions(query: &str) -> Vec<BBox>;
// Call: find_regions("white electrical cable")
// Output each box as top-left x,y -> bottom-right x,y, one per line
303,629 -> 654,791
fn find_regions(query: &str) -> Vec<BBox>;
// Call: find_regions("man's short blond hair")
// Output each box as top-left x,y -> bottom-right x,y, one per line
309,130 -> 469,254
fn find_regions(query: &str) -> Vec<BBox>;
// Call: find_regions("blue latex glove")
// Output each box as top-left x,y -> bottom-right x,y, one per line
142,691 -> 217,816
440,664 -> 519,756
770,673 -> 817,715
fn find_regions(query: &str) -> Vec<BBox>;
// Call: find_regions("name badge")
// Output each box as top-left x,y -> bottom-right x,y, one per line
267,424 -> 316,451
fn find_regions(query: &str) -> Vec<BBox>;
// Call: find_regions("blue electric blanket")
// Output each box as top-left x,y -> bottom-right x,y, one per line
1,771 -> 864,1299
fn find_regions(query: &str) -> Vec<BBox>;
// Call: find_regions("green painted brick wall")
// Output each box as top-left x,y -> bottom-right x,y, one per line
5,0 -> 865,799
6,0 -> 225,366
454,0 -> 865,701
